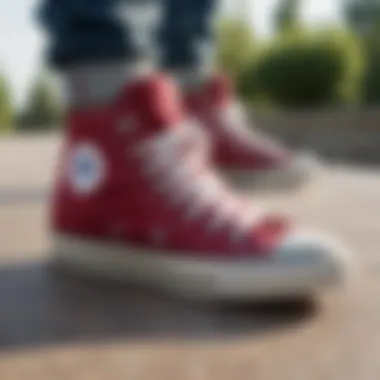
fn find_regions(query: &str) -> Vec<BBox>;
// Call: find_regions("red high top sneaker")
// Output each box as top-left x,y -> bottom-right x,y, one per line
51,73 -> 349,300
186,74 -> 319,191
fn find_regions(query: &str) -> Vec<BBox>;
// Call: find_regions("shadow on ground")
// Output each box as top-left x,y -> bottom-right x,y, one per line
0,260 -> 317,351
0,189 -> 48,205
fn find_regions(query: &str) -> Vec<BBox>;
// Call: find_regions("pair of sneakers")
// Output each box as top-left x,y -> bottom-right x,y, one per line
51,70 -> 351,301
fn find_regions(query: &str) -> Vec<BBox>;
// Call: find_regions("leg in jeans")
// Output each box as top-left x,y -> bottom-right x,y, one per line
38,0 -> 163,106
38,0 -> 163,68
38,0 -> 217,84
159,0 -> 217,76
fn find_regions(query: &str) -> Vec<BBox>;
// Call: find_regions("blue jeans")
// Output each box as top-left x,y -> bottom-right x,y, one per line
38,0 -> 217,70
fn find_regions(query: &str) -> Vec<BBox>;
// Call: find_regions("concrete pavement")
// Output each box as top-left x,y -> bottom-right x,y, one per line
1,135 -> 380,379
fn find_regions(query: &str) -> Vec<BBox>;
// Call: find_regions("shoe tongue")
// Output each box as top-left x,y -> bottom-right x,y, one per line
118,73 -> 185,132
207,74 -> 234,107
186,74 -> 234,110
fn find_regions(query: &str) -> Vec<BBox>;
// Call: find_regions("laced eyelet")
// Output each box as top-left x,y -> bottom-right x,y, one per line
132,142 -> 148,158
184,200 -> 205,221
153,178 -> 172,195
149,228 -> 167,246
207,215 -> 225,233
138,124 -> 262,243
229,229 -> 246,245
118,115 -> 137,133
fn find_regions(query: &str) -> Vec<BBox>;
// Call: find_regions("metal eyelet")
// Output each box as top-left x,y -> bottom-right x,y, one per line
118,115 -> 137,134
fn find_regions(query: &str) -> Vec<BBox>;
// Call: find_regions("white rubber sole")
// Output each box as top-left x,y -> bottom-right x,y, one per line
52,233 -> 351,301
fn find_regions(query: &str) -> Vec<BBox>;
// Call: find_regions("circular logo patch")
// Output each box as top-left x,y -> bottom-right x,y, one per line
67,143 -> 106,195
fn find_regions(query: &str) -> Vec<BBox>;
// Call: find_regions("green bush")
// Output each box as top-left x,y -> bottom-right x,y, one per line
0,74 -> 14,132
249,30 -> 364,108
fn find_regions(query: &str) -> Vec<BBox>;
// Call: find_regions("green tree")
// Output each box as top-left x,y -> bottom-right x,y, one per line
274,0 -> 301,35
345,0 -> 380,103
0,73 -> 14,132
19,73 -> 62,130
216,18 -> 256,81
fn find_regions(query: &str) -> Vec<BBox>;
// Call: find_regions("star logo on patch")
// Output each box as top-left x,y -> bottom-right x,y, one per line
67,143 -> 107,195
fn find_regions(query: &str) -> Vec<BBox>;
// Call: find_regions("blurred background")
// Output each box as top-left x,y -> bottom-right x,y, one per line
3,0 -> 380,165
2,2 -> 380,378
0,0 -> 379,131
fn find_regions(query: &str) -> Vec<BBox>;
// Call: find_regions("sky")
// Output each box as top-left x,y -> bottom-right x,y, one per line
0,0 -> 343,106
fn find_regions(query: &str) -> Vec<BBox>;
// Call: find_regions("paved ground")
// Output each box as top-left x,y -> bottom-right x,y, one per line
1,135 -> 380,379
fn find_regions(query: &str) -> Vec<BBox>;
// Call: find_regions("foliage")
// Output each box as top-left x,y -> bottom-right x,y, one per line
249,29 -> 364,107
18,73 -> 62,130
0,73 -> 14,132
216,18 -> 256,81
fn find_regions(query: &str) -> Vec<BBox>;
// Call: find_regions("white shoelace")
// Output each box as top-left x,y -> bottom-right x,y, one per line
136,123 -> 265,242
219,102 -> 251,133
